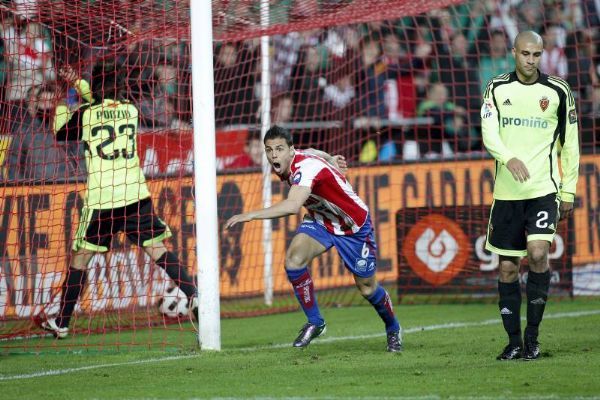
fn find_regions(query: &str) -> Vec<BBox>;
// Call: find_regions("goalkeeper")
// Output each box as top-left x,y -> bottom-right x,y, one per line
40,64 -> 197,338
226,125 -> 402,352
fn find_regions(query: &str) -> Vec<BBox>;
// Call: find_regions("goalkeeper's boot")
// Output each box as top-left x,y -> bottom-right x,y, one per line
523,333 -> 540,361
496,342 -> 522,360
386,330 -> 403,353
41,318 -> 69,339
292,322 -> 326,348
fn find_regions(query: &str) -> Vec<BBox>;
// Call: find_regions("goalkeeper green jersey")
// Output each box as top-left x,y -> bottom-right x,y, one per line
481,71 -> 580,202
54,95 -> 150,210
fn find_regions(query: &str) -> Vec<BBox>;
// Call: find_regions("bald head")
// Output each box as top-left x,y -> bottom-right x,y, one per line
512,31 -> 543,83
514,31 -> 543,50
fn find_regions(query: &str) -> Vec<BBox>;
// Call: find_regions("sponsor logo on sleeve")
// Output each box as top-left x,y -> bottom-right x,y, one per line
481,101 -> 494,119
568,109 -> 577,124
292,172 -> 302,185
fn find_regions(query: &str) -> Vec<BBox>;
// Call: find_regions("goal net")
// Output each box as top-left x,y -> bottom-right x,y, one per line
0,0 -> 598,352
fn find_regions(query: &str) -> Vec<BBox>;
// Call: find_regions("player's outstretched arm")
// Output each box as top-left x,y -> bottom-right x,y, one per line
304,148 -> 348,174
225,185 -> 311,229
54,66 -> 94,135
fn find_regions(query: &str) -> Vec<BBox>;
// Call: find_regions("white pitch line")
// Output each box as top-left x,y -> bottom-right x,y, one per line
209,396 -> 600,400
1,309 -> 599,382
208,397 -> 600,400
235,309 -> 600,352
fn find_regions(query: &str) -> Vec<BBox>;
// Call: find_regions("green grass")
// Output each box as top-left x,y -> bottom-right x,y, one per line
1,299 -> 600,399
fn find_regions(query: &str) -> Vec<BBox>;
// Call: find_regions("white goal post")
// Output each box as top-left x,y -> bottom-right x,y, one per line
190,0 -> 221,351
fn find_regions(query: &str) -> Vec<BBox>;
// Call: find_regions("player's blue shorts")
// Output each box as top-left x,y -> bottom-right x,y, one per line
296,216 -> 378,278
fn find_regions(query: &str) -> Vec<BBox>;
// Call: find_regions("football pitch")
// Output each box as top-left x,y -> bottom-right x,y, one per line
1,299 -> 599,399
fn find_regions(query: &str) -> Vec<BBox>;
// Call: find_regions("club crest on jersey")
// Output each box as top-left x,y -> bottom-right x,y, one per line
539,96 -> 549,112
292,172 -> 302,185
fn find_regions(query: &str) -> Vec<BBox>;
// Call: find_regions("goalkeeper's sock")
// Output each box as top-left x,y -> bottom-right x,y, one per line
56,267 -> 87,328
498,280 -> 522,346
525,270 -> 550,339
366,285 -> 400,334
156,252 -> 197,299
286,267 -> 324,326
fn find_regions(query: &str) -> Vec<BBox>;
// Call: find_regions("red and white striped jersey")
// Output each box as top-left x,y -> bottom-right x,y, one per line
283,150 -> 369,235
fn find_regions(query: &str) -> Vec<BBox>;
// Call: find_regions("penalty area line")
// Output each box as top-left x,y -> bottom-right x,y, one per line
1,309 -> 599,381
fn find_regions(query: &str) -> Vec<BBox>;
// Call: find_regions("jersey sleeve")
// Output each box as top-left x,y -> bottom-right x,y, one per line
291,158 -> 322,189
558,85 -> 580,202
54,105 -> 86,141
74,78 -> 93,103
54,78 -> 93,140
481,80 -> 516,165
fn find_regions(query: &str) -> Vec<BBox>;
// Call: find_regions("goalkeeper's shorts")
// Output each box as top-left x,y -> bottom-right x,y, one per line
73,197 -> 172,252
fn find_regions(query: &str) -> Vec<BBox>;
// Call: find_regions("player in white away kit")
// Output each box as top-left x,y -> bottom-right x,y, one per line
226,125 -> 401,352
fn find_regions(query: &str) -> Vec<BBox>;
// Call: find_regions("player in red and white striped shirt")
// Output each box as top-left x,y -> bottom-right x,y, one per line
226,125 -> 401,352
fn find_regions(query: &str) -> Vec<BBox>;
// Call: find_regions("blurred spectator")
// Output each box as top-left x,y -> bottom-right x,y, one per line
486,1 -> 519,44
223,131 -> 263,170
1,20 -> 56,101
213,0 -> 259,37
416,82 -> 474,158
355,36 -> 388,118
288,0 -> 319,21
516,1 -> 545,33
540,26 -> 568,78
291,46 -> 328,121
152,64 -> 191,130
12,0 -> 39,19
5,84 -> 71,181
479,30 -> 513,93
544,3 -> 568,46
432,20 -> 481,132
214,42 -> 259,127
272,29 -> 321,95
581,0 -> 600,27
566,29 -> 598,114
271,94 -> 294,125
323,73 -> 354,115
323,27 -> 360,119
580,85 -> 600,152
214,43 -> 258,126
453,1 -> 496,50
382,32 -> 428,119
562,0 -> 585,30
132,68 -> 177,129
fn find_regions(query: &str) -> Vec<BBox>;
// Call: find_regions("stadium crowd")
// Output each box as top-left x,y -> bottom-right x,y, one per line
0,0 -> 598,180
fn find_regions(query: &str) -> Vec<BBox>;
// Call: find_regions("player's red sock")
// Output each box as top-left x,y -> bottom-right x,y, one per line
286,267 -> 324,326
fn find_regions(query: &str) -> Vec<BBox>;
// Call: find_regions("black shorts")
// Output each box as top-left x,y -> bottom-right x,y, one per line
73,198 -> 172,252
485,193 -> 560,256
